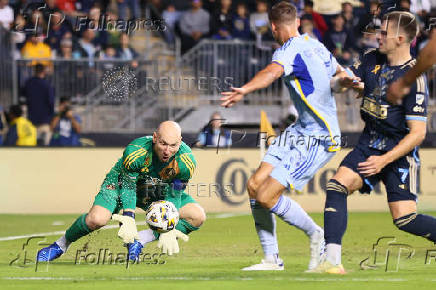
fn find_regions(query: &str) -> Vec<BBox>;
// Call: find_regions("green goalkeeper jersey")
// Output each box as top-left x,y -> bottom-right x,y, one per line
105,136 -> 196,210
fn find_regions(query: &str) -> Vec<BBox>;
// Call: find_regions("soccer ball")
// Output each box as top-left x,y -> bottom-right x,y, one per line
145,200 -> 179,233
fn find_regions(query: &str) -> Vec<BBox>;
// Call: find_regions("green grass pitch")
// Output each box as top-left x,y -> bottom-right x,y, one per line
1,212 -> 436,289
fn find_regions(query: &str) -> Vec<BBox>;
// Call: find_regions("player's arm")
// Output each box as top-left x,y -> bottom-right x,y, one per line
388,34 -> 436,103
358,120 -> 426,177
359,77 -> 428,176
220,63 -> 284,108
330,65 -> 363,93
118,145 -> 149,210
383,120 -> 426,163
157,152 -> 196,255
111,146 -> 146,243
169,152 -> 197,196
330,47 -> 366,93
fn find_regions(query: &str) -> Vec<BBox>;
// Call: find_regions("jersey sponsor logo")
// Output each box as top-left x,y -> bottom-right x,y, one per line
413,105 -> 425,113
361,97 -> 389,119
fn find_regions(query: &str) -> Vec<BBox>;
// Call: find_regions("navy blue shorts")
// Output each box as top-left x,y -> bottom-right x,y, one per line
340,146 -> 420,202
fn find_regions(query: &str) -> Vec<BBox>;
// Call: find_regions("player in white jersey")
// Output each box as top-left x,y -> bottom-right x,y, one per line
221,1 -> 358,271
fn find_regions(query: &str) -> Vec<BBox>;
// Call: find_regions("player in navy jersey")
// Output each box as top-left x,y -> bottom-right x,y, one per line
310,11 -> 436,274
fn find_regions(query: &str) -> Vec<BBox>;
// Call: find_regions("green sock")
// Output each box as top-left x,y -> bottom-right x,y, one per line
152,219 -> 200,239
65,214 -> 92,243
175,219 -> 200,235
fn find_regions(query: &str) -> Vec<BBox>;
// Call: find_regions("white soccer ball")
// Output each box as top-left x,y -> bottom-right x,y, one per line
145,200 -> 179,233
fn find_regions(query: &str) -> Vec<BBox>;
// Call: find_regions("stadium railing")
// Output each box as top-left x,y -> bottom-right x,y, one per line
172,39 -> 285,106
13,58 -> 163,132
3,38 -> 436,133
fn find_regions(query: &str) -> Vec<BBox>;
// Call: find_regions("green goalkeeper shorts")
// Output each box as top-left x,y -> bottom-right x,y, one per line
93,174 -> 124,214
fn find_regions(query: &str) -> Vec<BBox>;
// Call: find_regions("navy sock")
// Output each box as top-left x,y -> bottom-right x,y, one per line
324,179 -> 348,245
394,213 -> 436,243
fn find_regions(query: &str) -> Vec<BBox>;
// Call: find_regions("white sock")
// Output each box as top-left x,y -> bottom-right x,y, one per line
250,199 -> 279,257
326,243 -> 342,265
270,195 -> 319,237
264,253 -> 281,264
56,235 -> 70,252
138,229 -> 157,246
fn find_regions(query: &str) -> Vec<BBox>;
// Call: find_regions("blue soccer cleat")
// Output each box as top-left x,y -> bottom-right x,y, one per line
36,242 -> 64,262
128,240 -> 143,262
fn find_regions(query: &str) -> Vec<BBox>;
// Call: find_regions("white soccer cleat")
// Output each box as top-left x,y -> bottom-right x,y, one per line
307,228 -> 326,271
241,258 -> 284,271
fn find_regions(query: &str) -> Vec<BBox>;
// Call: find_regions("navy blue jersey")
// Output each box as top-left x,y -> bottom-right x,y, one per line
350,49 -> 428,153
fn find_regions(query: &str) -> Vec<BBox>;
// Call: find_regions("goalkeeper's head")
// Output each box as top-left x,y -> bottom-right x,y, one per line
153,121 -> 182,162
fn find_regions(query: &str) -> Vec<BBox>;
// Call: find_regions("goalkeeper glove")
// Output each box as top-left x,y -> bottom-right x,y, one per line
112,213 -> 139,244
157,229 -> 189,255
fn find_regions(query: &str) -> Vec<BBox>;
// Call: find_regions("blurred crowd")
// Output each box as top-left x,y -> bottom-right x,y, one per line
0,0 -> 435,61
0,63 -> 82,147
0,0 -> 140,62
156,0 -> 436,61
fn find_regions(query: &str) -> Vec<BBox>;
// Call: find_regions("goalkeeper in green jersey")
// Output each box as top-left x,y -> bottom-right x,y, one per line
37,121 -> 206,262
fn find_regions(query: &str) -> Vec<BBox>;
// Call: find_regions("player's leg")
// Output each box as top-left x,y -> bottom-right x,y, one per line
37,177 -> 119,262
312,147 -> 377,274
315,166 -> 363,274
37,205 -> 113,262
390,200 -> 436,242
178,202 -> 206,232
386,157 -> 436,243
244,162 -> 283,269
265,143 -> 337,271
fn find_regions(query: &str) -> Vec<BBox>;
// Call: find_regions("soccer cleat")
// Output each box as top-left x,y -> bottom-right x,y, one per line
127,240 -> 143,262
307,228 -> 326,271
307,261 -> 346,274
241,258 -> 284,271
36,242 -> 64,262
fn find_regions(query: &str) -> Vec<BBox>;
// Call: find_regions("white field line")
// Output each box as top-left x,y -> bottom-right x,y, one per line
0,213 -> 249,242
0,276 -> 414,282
